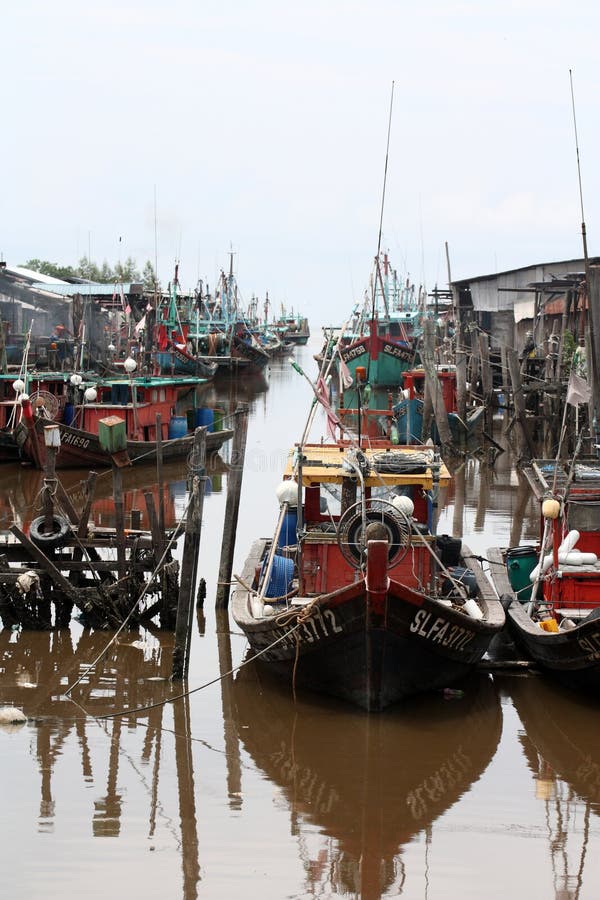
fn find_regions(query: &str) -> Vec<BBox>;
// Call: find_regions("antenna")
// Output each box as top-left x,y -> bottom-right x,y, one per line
569,69 -> 598,436
376,81 -> 395,260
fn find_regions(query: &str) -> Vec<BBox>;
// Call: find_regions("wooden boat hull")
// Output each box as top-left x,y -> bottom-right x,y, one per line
155,345 -> 218,379
340,333 -> 415,388
231,335 -> 270,371
488,547 -> 600,692
234,541 -> 504,711
23,417 -> 233,469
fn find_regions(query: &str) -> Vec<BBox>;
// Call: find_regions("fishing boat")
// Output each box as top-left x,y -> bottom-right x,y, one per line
275,311 -> 310,345
488,456 -> 600,692
155,261 -> 269,376
336,253 -> 422,390
15,370 -> 233,469
233,662 -> 501,895
232,440 -> 504,711
394,365 -> 484,446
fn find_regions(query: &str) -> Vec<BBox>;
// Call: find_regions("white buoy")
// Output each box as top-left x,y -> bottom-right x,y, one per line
276,479 -> 299,507
558,530 -> 580,554
463,598 -> 484,620
530,549 -> 598,581
392,495 -> 414,517
0,706 -> 27,725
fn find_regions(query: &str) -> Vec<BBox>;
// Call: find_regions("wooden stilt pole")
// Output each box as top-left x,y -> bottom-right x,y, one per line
216,403 -> 249,609
478,332 -> 494,435
155,413 -> 165,537
507,347 -> 535,461
172,469 -> 207,679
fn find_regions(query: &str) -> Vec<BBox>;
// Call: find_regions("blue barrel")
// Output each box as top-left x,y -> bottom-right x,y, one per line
63,402 -> 75,426
277,510 -> 298,548
261,554 -> 294,599
195,407 -> 214,432
168,416 -> 188,439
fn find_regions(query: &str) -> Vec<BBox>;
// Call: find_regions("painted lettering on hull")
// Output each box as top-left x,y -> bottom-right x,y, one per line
577,630 -> 600,660
409,608 -> 476,653
382,342 -> 414,363
61,430 -> 90,450
341,342 -> 368,364
259,608 -> 343,660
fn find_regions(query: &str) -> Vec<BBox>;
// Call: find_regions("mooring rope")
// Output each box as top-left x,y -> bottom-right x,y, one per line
86,617 -> 307,720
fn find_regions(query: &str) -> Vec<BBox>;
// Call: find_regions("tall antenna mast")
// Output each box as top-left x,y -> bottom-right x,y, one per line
376,81 -> 395,260
569,69 -> 598,437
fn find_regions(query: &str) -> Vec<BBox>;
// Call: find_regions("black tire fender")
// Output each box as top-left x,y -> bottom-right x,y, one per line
29,515 -> 71,549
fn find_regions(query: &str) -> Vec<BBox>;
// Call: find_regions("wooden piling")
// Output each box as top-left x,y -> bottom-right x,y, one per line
172,471 -> 207,679
155,413 -> 165,537
112,464 -> 127,584
421,319 -> 452,449
506,347 -> 535,462
478,332 -> 494,435
216,403 -> 249,609
77,472 -> 98,538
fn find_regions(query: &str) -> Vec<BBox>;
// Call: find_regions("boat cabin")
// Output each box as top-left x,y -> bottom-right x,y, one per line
279,443 -> 451,597
402,366 -> 458,413
524,459 -> 600,614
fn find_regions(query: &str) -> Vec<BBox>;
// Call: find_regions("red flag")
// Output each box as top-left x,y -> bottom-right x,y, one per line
338,355 -> 353,391
316,375 -> 340,440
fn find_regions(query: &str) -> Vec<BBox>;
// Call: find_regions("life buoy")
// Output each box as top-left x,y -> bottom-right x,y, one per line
29,515 -> 71,549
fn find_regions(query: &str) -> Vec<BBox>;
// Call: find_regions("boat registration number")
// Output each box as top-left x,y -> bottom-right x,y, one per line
410,609 -> 476,652
61,431 -> 90,449
382,342 -> 413,362
577,631 -> 600,659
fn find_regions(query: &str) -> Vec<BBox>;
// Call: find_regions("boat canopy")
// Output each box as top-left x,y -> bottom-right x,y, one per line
285,443 -> 451,489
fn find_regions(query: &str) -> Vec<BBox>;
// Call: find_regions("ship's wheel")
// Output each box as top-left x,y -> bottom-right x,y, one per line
337,498 -> 412,568
29,390 -> 60,420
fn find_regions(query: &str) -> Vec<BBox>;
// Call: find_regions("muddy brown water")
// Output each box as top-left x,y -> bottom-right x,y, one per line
1,342 -> 600,899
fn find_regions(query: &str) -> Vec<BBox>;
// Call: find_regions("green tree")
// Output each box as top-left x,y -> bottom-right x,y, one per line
142,260 -> 159,292
100,260 -> 115,283
114,256 -> 141,282
21,259 -> 76,279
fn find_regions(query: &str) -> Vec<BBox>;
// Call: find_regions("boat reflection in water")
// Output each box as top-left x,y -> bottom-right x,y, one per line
0,627 -> 201,898
232,662 -> 502,898
0,454 -> 227,535
507,676 -> 600,899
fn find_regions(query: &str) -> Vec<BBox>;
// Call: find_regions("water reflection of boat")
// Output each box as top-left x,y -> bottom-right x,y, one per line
506,676 -> 600,897
0,627 -> 201,896
0,455 -> 227,534
233,663 -> 501,898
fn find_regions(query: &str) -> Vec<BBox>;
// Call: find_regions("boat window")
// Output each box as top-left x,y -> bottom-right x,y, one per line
160,389 -> 166,402
152,390 -> 158,403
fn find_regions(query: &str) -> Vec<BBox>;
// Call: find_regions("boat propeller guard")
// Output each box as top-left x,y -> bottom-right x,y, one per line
337,498 -> 411,568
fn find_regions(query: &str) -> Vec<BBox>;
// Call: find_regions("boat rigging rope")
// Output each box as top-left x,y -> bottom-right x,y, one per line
76,618 -> 307,721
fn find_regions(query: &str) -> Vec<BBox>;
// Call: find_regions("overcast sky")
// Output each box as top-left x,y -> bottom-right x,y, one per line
2,0 -> 599,324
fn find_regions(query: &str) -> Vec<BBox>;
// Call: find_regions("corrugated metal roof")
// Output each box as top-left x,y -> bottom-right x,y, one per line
29,282 -> 143,296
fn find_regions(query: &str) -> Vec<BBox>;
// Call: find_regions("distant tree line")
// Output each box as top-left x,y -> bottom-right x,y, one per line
21,257 -> 159,291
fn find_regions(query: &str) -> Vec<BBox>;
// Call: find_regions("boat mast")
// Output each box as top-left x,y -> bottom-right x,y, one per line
569,69 -> 599,443
373,80 -> 395,320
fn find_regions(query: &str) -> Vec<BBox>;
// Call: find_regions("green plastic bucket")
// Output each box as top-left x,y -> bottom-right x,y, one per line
506,546 -> 538,604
